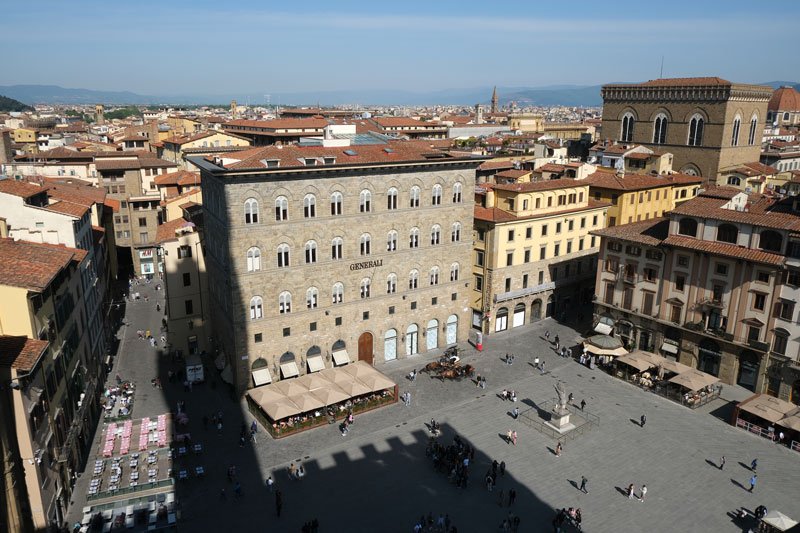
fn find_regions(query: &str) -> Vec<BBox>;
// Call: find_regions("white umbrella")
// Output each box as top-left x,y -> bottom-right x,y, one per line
762,510 -> 798,531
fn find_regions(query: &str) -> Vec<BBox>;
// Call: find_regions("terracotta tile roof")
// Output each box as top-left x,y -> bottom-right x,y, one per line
223,118 -> 328,130
663,235 -> 784,266
606,77 -> 732,88
154,170 -> 200,187
95,156 -> 176,171
671,194 -> 800,232
495,169 -> 529,179
0,179 -> 47,199
44,200 -> 89,218
372,117 -> 444,128
490,178 -> 586,193
155,218 -> 195,243
0,238 -> 86,292
475,199 -> 609,224
215,141 -> 482,171
584,171 -> 702,191
161,187 -> 201,206
768,86 -> 800,112
698,186 -> 741,199
537,163 -> 566,172
591,217 -> 669,246
42,181 -> 106,206
0,335 -> 49,372
626,152 -> 653,160
741,162 -> 778,175
478,160 -> 515,171
31,146 -> 90,160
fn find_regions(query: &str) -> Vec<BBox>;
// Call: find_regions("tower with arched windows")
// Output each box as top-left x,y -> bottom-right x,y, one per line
601,77 -> 771,183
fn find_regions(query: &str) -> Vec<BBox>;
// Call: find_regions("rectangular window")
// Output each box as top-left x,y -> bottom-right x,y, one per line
756,271 -> 770,283
476,251 -> 484,267
477,229 -> 485,241
335,317 -> 342,326
580,217 -> 586,229
541,225 -> 548,236
556,222 -> 562,234
475,275 -> 483,291
643,267 -> 657,282
554,243 -> 560,256
540,246 -> 546,260
606,257 -> 620,273
675,274 -> 686,291
507,229 -> 514,242
504,278 -> 511,292
592,215 -> 598,226
525,227 -> 532,239
524,249 -> 531,263
747,325 -> 760,343
670,305 -> 682,323
609,217 -> 616,226
715,263 -> 729,276
787,270 -> 800,287
506,252 -> 513,267
642,292 -> 654,316
604,282 -> 615,304
451,292 -> 457,301
283,327 -> 291,337
566,241 -> 572,254
254,333 -> 263,343
138,217 -> 147,227
578,238 -> 584,251
777,301 -> 795,321
753,292 -> 766,311
178,245 -> 192,258
431,297 -> 438,306
184,300 -> 193,315
310,322 -> 317,332
363,311 -> 369,320
678,255 -> 690,267
411,301 -> 417,310
712,284 -> 725,303
622,288 -> 633,310
183,273 -> 191,286
567,220 -> 574,231
538,271 -> 544,284
522,274 -> 528,288
139,232 -> 148,244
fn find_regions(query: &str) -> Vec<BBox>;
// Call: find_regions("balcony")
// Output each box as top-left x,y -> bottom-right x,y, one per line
697,297 -> 724,309
747,339 -> 770,352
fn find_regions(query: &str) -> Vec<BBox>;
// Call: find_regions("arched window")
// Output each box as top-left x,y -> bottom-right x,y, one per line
452,182 -> 463,203
331,237 -> 343,260
359,189 -> 372,213
330,191 -> 343,215
409,269 -> 419,290
245,198 -> 259,224
360,233 -> 371,256
748,115 -> 758,145
716,224 -> 738,244
731,115 -> 741,147
331,282 -> 343,304
451,222 -> 462,242
278,291 -> 292,314
678,218 -> 698,238
306,287 -> 318,309
760,230 -> 783,253
409,227 -> 419,248
429,266 -> 440,286
246,247 -> 261,272
387,230 -> 397,252
277,243 -> 290,268
303,194 -> 316,218
304,240 -> 317,263
431,184 -> 443,206
727,176 -> 741,187
386,273 -> 397,294
387,187 -> 398,210
688,114 -> 704,146
249,296 -> 263,319
430,224 -> 441,245
653,114 -> 668,144
274,196 -> 287,221
409,186 -> 420,208
621,112 -> 635,142
360,278 -> 371,299
450,262 -> 460,282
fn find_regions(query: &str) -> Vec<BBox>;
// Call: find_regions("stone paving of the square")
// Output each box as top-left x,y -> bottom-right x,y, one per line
67,282 -> 800,532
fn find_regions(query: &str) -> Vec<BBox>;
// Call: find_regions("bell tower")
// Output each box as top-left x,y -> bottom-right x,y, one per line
491,86 -> 499,114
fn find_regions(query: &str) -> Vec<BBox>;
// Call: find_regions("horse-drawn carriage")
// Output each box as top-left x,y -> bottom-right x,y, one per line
420,348 -> 474,381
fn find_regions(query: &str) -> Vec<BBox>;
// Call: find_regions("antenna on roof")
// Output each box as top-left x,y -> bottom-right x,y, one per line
659,55 -> 664,78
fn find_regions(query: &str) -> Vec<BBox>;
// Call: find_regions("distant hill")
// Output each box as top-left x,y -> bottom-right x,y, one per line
760,81 -> 800,92
0,94 -> 33,112
502,85 -> 604,107
0,85 -> 162,105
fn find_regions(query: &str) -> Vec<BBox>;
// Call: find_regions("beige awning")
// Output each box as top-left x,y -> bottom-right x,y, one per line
358,373 -> 397,393
341,361 -> 375,379
307,355 -> 325,373
594,323 -> 613,335
332,349 -> 350,366
252,368 -> 272,387
668,369 -> 719,391
738,394 -> 796,423
762,510 -> 798,531
288,393 -> 324,413
273,377 -> 307,396
262,398 -> 301,421
616,353 -> 654,372
279,361 -> 300,379
778,414 -> 800,432
248,386 -> 284,406
310,384 -> 350,406
296,373 -> 332,391
660,342 -> 679,355
658,359 -> 692,375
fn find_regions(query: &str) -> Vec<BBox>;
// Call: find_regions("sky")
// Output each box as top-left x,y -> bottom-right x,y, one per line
2,0 -> 799,96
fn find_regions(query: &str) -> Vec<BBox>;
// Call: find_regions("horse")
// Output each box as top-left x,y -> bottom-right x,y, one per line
462,364 -> 475,377
438,368 -> 460,380
422,361 -> 443,373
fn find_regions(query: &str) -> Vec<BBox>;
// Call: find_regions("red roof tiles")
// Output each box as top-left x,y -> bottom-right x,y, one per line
768,86 -> 800,112
490,179 -> 585,193
0,335 -> 49,372
0,179 -> 46,199
44,201 -> 90,218
155,218 -> 195,243
663,235 -> 784,265
591,218 -> 669,246
0,238 -> 86,292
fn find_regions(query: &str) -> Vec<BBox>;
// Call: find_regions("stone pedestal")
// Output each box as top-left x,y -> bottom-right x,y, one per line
545,406 -> 576,434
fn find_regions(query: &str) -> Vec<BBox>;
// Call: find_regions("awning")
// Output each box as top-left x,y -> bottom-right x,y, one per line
616,353 -> 654,372
762,510 -> 798,531
668,369 -> 719,391
252,368 -> 272,387
307,355 -> 325,373
660,342 -> 678,355
332,349 -> 350,366
279,362 -> 300,379
594,323 -> 613,335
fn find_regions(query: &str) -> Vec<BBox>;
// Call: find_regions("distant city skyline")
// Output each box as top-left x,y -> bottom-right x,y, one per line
3,0 -> 799,96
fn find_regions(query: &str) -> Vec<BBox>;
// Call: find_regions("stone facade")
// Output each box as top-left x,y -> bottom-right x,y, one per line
601,78 -> 771,180
197,155 -> 483,393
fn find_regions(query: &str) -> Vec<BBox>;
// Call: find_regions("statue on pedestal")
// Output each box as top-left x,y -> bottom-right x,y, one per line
554,381 -> 567,411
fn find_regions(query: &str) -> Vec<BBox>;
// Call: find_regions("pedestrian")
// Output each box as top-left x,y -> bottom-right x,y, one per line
239,436 -> 245,447
778,431 -> 785,445
579,476 -> 588,493
545,330 -> 550,341
217,421 -> 223,435
567,347 -> 573,359
511,430 -> 517,446
500,460 -> 506,477
481,376 -> 487,389
512,406 -> 519,419
506,353 -> 510,365
748,474 -> 757,493
406,391 -> 412,407
555,441 -> 562,457
554,335 -> 560,350
476,374 -> 481,387
719,456 -> 725,470
275,490 -> 283,517
534,356 -> 540,369
539,361 -> 546,375
508,488 -> 516,506
580,399 -> 586,411
486,474 -> 493,492
639,485 -> 647,502
627,483 -> 635,499
266,476 -> 274,492
498,489 -> 505,506
751,458 -> 758,472
640,414 -> 646,427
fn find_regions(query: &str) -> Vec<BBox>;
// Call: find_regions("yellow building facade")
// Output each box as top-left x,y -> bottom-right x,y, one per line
473,180 -> 609,333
